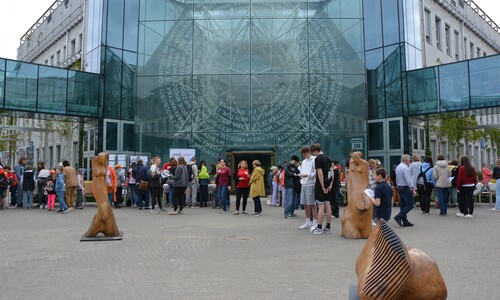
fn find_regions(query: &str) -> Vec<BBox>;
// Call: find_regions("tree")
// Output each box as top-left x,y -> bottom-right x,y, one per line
431,113 -> 483,159
485,128 -> 500,157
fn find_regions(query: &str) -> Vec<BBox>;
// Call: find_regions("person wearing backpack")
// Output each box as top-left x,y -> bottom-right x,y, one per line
185,157 -> 199,208
45,170 -> 57,211
433,155 -> 452,216
418,157 -> 434,215
22,166 -> 36,209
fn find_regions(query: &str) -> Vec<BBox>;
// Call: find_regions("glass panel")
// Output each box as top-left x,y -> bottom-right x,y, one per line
420,128 -> 425,150
308,19 -> 346,74
252,0 -> 307,18
139,21 -> 192,76
105,121 -> 118,151
67,71 -> 100,117
388,120 -> 401,149
38,66 -> 68,114
335,74 -> 366,121
5,61 -> 38,111
104,48 -> 122,119
366,49 -> 384,119
191,132 -> 225,162
382,0 -> 399,45
194,0 -> 250,19
124,0 -> 139,51
407,67 -> 439,115
439,62 -> 469,111
251,18 -> 308,74
193,75 -> 250,132
368,122 -> 384,151
384,45 -> 403,118
123,123 -> 135,151
226,132 -> 275,149
412,127 -> 418,149
140,0 -> 193,21
194,19 -> 250,74
363,0 -> 382,50
469,56 -> 500,108
121,59 -> 135,121
252,75 -> 308,132
0,59 -> 4,105
107,0 -> 124,48
137,75 -> 192,132
139,134 -> 191,158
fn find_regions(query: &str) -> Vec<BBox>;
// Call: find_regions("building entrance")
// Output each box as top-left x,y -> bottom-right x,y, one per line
226,151 -> 275,194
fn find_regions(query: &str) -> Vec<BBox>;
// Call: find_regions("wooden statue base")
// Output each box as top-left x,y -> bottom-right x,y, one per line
80,231 -> 123,242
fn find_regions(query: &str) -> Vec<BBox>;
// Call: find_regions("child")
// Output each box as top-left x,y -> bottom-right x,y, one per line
46,170 -> 57,211
22,166 -> 35,209
366,168 -> 393,222
0,166 -> 9,209
3,166 -> 17,208
55,168 -> 68,213
76,168 -> 85,209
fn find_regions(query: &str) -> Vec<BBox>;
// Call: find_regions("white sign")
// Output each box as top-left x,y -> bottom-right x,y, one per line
129,155 -> 149,164
351,138 -> 363,150
108,154 -> 116,167
169,148 -> 196,161
117,154 -> 127,166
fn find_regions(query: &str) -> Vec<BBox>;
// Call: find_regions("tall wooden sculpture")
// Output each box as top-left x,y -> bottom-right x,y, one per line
356,220 -> 447,300
342,151 -> 372,239
81,152 -> 121,241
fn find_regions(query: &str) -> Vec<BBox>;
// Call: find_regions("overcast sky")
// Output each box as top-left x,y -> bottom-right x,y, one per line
0,0 -> 499,60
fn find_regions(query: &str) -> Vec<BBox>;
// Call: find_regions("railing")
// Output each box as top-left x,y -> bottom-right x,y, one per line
463,0 -> 500,35
20,0 -> 64,44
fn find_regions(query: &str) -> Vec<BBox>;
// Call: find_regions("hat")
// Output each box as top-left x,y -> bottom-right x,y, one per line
270,166 -> 276,171
291,155 -> 300,162
114,164 -> 122,169
78,168 -> 85,174
50,170 -> 56,174
57,162 -> 63,167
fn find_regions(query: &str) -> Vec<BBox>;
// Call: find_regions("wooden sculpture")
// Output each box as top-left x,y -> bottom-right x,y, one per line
342,151 -> 372,239
356,220 -> 447,300
84,152 -> 120,238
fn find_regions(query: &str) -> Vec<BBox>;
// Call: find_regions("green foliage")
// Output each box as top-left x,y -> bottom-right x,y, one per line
431,113 -> 483,157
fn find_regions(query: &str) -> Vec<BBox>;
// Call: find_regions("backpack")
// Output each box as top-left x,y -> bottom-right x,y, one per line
45,180 -> 54,192
187,164 -> 195,181
0,174 -> 8,189
417,166 -> 433,187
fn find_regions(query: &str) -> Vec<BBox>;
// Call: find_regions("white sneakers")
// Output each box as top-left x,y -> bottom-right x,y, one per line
299,220 -> 311,229
464,214 -> 473,219
490,208 -> 500,212
456,213 -> 465,218
309,220 -> 318,233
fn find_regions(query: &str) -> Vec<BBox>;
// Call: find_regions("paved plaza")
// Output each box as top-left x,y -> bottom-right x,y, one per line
0,198 -> 499,299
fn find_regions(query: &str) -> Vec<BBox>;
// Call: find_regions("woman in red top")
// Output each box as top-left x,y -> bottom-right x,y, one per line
456,156 -> 477,218
217,159 -> 232,213
234,160 -> 251,215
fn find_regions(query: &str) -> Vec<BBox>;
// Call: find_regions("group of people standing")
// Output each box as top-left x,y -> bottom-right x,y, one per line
0,157 -> 85,213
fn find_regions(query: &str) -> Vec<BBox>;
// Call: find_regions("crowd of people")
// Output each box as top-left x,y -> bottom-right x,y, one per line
1,147 -> 499,231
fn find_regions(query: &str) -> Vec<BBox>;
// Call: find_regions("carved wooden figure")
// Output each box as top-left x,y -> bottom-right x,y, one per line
342,151 -> 372,239
84,152 -> 120,237
356,220 -> 447,300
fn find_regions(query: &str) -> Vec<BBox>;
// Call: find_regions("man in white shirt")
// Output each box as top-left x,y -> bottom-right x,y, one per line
298,146 -> 317,230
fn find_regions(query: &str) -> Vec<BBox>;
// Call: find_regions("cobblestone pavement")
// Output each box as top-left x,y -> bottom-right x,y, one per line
0,198 -> 498,299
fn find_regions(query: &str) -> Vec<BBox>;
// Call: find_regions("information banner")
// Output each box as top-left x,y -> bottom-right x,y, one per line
169,148 -> 196,161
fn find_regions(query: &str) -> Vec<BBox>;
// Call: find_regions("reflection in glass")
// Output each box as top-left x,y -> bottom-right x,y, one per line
5,61 -> 38,111
407,67 -> 439,115
369,122 -> 384,151
363,0 -> 382,50
106,0 -> 124,49
140,0 -> 193,21
0,59 -> 4,105
67,71 -> 100,117
124,0 -> 139,52
389,120 -> 401,149
382,0 -> 400,45
38,66 -> 68,114
439,62 -> 469,111
104,48 -> 123,119
123,123 -> 135,151
469,56 -> 500,108
105,122 -> 118,151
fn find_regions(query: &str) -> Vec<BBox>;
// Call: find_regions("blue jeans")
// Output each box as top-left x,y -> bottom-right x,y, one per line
496,180 -> 500,209
23,190 -> 34,208
284,187 -> 296,217
57,192 -> 67,210
435,187 -> 449,215
168,183 -> 174,206
136,185 -> 150,208
396,186 -> 414,224
218,185 -> 229,211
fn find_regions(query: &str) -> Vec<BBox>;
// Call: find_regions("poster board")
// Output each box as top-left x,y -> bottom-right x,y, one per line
169,148 -> 196,161
130,155 -> 149,164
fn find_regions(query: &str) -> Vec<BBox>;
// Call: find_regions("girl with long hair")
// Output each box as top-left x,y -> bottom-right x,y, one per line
456,156 -> 477,218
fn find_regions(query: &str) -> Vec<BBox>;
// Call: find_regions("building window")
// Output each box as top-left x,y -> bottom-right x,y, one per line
56,50 -> 60,64
79,34 -> 83,52
435,17 -> 442,50
470,42 -> 474,58
424,8 -> 432,44
50,55 -> 54,66
420,128 -> 425,150
483,51 -> 487,57
454,30 -> 460,60
71,39 -> 76,56
464,37 -> 467,59
44,59 -> 48,65
65,0 -> 70,6
476,47 -> 481,58
63,46 -> 66,60
445,24 -> 451,56
56,145 -> 61,163
413,128 -> 418,149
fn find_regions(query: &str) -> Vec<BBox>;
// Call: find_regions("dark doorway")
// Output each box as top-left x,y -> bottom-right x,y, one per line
226,151 -> 275,194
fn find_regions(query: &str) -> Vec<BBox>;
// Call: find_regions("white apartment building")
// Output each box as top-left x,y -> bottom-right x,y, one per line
409,0 -> 500,167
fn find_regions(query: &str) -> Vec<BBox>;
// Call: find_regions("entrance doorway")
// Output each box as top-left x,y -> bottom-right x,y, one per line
226,151 -> 275,194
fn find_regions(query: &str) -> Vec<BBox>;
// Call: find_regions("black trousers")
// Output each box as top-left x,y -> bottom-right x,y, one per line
420,184 -> 434,213
253,196 -> 262,213
236,188 -> 249,211
458,186 -> 474,215
37,179 -> 47,206
173,187 -> 186,211
150,186 -> 162,209
329,187 -> 340,217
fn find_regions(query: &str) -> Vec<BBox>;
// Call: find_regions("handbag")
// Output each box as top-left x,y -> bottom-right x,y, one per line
139,180 -> 149,191
107,185 -> 114,194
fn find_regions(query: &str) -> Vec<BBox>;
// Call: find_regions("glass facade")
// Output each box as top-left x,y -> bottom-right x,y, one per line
136,0 -> 366,163
406,55 -> 500,116
0,59 -> 100,117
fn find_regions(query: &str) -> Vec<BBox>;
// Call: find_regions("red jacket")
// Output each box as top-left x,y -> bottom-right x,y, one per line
7,172 -> 17,186
456,166 -> 477,191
